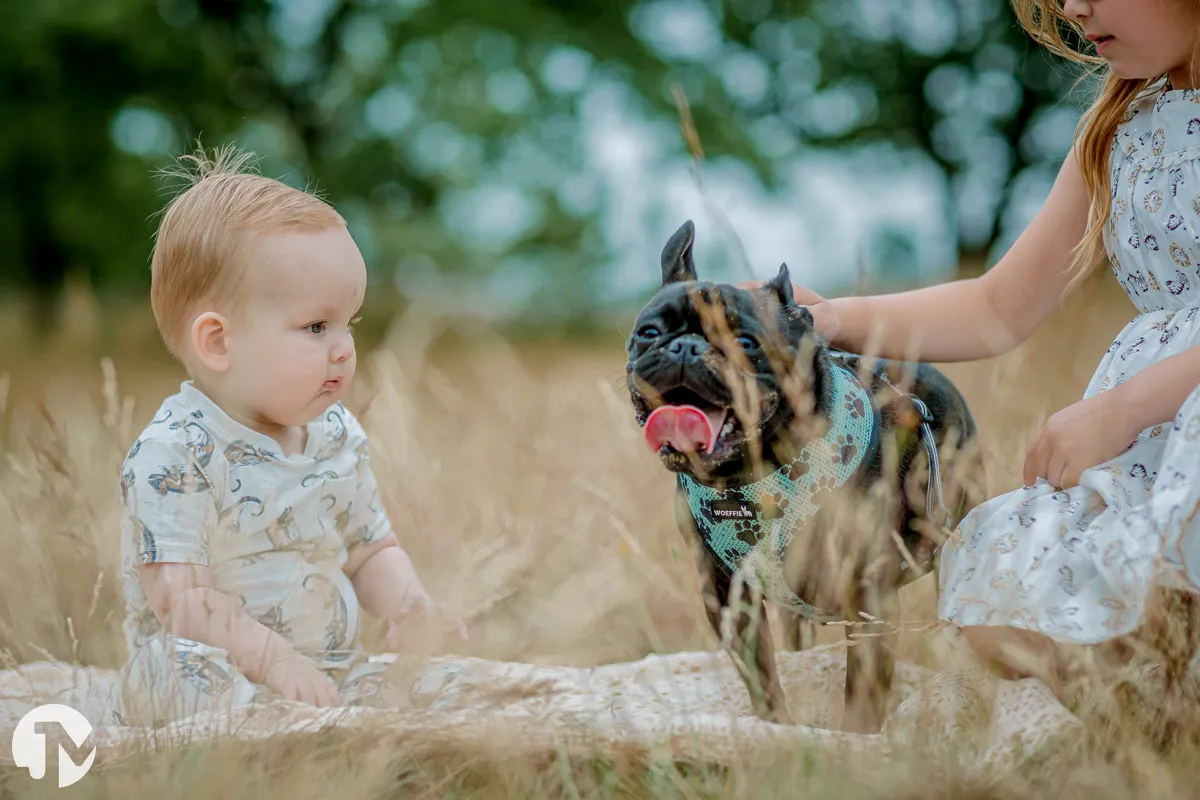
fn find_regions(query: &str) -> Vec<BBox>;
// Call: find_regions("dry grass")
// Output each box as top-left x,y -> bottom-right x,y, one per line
3,272 -> 1200,798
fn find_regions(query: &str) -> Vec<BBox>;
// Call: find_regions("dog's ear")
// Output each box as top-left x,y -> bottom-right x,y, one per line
661,220 -> 698,285
764,262 -> 815,330
765,262 -> 796,307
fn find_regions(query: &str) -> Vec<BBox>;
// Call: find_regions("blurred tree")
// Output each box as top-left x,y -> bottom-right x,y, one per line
0,0 -> 1090,327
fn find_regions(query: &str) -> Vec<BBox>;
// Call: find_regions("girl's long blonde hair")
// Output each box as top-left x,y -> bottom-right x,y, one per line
1011,1 -> 1159,287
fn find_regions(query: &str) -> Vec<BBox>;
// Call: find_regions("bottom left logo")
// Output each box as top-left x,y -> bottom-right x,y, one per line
11,704 -> 96,788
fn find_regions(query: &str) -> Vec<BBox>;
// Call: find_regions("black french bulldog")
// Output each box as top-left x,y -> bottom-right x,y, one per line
625,220 -> 979,733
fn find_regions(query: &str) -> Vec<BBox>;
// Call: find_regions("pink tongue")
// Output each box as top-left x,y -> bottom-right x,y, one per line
644,405 -> 723,453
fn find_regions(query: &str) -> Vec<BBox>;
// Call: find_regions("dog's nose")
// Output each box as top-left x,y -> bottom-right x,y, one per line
666,334 -> 709,362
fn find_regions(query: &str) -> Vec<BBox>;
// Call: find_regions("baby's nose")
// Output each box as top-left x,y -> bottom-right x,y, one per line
331,332 -> 355,362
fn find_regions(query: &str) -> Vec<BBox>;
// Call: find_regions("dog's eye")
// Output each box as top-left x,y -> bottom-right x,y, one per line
637,325 -> 661,339
737,335 -> 758,351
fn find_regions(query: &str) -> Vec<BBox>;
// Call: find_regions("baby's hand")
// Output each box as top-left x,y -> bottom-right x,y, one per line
386,598 -> 469,651
264,653 -> 343,707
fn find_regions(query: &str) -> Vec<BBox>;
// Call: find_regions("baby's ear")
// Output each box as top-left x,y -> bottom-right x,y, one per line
190,312 -> 231,372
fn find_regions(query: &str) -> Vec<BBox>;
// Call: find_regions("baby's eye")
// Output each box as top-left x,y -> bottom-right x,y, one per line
306,321 -> 327,335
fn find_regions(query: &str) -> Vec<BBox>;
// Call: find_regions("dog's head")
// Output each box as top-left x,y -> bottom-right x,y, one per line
625,220 -> 826,477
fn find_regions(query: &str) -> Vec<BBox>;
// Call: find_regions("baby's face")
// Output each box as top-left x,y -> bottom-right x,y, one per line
224,226 -> 367,429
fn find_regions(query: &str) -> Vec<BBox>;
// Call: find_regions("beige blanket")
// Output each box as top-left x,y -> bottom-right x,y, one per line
0,645 -> 1080,776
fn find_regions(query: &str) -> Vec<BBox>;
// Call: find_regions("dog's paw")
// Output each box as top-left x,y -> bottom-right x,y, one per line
766,705 -> 795,726
841,702 -> 884,735
750,696 -> 795,726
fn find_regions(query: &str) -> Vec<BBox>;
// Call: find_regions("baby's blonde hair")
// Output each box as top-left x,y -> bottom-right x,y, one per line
1011,0 -> 1199,290
150,143 -> 345,359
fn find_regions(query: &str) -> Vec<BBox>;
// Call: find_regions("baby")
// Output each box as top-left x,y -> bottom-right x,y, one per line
111,146 -> 464,725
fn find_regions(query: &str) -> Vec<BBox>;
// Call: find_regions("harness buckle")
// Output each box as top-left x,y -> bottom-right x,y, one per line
907,394 -> 951,537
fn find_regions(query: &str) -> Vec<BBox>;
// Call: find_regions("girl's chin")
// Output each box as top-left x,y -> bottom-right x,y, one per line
1104,61 -> 1167,83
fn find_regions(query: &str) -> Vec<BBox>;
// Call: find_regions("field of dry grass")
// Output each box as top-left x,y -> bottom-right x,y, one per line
3,272 -> 1200,798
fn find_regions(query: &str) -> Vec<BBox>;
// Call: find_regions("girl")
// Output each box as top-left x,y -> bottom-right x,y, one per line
769,0 -> 1200,690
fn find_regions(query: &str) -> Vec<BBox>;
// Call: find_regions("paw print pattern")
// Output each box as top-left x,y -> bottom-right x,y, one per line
809,476 -> 839,509
785,459 -> 811,482
678,364 -> 883,615
831,433 -> 858,466
734,520 -> 761,548
843,392 -> 866,420
754,492 -> 789,521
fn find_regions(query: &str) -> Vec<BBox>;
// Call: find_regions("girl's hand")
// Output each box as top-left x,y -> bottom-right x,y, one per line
737,280 -> 838,340
385,597 -> 468,651
1022,391 -> 1140,490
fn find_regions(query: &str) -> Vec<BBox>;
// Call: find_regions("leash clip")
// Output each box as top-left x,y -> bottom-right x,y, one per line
907,394 -> 950,532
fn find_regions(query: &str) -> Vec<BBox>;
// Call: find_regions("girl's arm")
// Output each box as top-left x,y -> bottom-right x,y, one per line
812,149 -> 1093,362
1109,344 -> 1200,433
1021,342 -> 1200,489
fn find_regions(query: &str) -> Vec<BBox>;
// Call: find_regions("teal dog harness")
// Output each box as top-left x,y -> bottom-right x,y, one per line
679,355 -> 946,622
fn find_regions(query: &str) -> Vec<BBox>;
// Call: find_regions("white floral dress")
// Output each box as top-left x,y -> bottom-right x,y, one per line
940,82 -> 1200,644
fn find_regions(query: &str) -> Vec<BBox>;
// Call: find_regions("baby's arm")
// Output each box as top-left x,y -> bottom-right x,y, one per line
124,433 -> 340,706
803,149 -> 1091,363
343,532 -> 431,619
136,562 -> 342,706
337,415 -> 467,643
345,535 -> 468,644
137,562 -> 290,684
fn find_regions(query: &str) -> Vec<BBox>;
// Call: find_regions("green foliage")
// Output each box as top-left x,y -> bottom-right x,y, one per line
0,0 -> 1088,320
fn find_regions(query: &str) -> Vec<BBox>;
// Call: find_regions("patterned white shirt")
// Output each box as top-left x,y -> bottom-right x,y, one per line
119,381 -> 392,670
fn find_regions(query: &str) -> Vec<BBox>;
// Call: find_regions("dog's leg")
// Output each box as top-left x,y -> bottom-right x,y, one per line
842,579 -> 900,734
932,549 -> 941,608
781,616 -> 817,651
700,555 -> 792,724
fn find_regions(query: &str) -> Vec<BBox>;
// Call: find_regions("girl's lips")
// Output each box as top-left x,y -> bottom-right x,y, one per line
322,379 -> 341,392
1093,35 -> 1114,55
